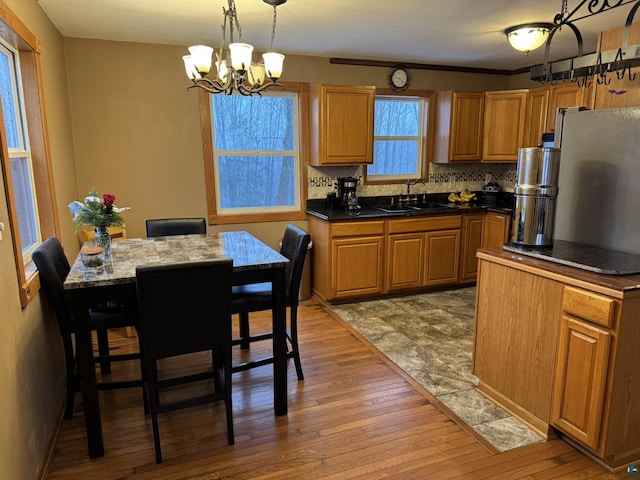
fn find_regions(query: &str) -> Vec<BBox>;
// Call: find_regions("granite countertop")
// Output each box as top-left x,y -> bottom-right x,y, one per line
478,246 -> 640,293
503,240 -> 640,276
64,231 -> 288,290
306,192 -> 514,221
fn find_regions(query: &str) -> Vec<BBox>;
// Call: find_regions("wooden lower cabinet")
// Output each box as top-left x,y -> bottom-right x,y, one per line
386,215 -> 461,292
386,233 -> 424,291
552,314 -> 611,450
474,249 -> 640,470
482,211 -> 510,248
332,235 -> 384,298
459,213 -> 484,283
424,229 -> 460,286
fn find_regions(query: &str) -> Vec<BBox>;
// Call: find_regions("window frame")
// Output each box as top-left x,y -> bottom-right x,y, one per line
1,1 -> 60,307
365,88 -> 435,185
199,81 -> 309,225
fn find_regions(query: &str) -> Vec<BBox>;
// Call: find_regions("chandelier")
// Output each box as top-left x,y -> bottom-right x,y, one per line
182,0 -> 287,96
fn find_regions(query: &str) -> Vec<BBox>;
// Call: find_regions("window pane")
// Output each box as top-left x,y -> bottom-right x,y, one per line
369,140 -> 419,176
217,155 -> 295,209
10,156 -> 40,254
374,98 -> 419,136
0,44 -> 21,149
212,94 -> 294,151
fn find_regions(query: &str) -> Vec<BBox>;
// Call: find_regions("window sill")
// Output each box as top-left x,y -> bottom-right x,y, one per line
210,210 -> 307,225
20,260 -> 41,307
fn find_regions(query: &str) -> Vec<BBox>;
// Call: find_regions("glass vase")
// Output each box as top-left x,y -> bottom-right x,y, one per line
94,227 -> 112,259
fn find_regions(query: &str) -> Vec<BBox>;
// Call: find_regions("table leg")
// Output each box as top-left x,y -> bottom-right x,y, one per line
272,265 -> 288,415
69,289 -> 104,458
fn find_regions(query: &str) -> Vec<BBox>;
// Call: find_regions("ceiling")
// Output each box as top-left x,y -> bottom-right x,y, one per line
37,0 -> 638,73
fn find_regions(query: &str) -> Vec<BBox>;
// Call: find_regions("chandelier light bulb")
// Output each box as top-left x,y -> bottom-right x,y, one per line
229,43 -> 253,74
263,52 -> 285,80
248,63 -> 266,86
187,45 -> 214,75
182,55 -> 198,80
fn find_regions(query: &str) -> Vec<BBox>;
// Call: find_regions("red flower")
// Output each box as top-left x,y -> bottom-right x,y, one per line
103,194 -> 116,208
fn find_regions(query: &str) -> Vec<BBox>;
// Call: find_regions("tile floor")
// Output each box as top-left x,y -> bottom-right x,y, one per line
328,287 -> 545,452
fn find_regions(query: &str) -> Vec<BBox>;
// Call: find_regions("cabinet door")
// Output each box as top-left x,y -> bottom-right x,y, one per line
482,212 -> 510,248
459,214 -> 484,283
482,90 -> 528,162
434,91 -> 484,163
546,83 -> 591,132
311,84 -> 375,166
524,86 -> 550,148
386,233 -> 424,291
594,21 -> 640,110
424,229 -> 460,286
552,315 -> 611,450
331,236 -> 384,298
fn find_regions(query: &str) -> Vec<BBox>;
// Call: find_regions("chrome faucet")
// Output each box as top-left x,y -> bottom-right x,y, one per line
406,178 -> 425,195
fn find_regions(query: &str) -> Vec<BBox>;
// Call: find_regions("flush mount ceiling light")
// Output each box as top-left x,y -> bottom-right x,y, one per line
505,23 -> 555,53
182,0 -> 287,96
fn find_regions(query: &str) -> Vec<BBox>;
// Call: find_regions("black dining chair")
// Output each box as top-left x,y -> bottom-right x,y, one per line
231,224 -> 311,380
145,217 -> 206,237
32,237 -> 142,420
135,259 -> 235,464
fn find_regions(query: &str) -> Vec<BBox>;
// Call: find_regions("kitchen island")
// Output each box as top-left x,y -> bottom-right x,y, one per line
473,246 -> 640,471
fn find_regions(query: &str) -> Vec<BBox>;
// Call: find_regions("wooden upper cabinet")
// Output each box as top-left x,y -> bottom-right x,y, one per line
546,83 -> 592,132
524,86 -> 550,148
310,84 -> 375,166
594,21 -> 640,110
482,89 -> 528,162
433,90 -> 484,163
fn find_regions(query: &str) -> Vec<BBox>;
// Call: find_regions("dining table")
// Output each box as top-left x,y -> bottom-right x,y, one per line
63,231 -> 289,458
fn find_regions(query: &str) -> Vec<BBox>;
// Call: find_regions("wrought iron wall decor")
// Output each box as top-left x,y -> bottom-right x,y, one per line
530,0 -> 640,86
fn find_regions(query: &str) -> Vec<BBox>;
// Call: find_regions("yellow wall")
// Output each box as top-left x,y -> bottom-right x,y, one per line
0,1 -> 78,479
0,4 -> 521,477
63,37 -> 512,247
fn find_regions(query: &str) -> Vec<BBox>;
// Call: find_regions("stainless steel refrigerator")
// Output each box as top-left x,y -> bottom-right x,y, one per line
553,106 -> 640,256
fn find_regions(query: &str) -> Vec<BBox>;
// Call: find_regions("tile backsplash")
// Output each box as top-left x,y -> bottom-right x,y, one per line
308,163 -> 517,199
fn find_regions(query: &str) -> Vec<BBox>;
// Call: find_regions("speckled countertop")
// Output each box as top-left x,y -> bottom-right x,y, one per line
64,231 -> 288,290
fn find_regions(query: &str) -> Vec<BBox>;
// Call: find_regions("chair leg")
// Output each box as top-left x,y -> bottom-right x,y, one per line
224,346 -> 234,445
96,329 -> 112,374
145,359 -> 163,464
239,312 -> 250,350
63,335 -> 77,420
289,306 -> 304,381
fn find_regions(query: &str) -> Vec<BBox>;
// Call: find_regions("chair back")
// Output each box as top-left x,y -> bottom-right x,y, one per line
135,259 -> 233,360
279,225 -> 311,306
32,237 -> 72,334
146,218 -> 206,238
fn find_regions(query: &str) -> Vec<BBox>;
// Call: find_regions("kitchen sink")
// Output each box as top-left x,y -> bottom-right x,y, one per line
372,202 -> 456,213
409,202 -> 457,210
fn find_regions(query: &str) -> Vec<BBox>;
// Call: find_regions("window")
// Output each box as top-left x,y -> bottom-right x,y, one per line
1,4 -> 59,306
366,90 -> 433,183
0,42 -> 41,259
200,82 -> 308,224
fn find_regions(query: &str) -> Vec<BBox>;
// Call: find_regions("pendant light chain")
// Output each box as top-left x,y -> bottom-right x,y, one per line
269,5 -> 278,51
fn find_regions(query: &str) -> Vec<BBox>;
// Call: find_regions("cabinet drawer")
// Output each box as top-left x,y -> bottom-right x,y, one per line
388,215 -> 461,234
562,286 -> 616,328
331,221 -> 385,237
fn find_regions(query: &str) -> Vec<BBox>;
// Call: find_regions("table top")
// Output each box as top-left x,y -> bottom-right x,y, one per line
64,231 -> 288,290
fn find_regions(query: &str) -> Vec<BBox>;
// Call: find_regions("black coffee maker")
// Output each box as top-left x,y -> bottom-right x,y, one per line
336,176 -> 359,210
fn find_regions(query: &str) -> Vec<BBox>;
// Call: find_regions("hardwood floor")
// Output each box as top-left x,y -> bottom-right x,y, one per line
46,299 -> 624,479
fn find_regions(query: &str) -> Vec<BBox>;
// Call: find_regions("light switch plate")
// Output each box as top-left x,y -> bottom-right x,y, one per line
0,221 -> 4,241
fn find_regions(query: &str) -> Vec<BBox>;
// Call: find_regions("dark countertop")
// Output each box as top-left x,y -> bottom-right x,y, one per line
306,192 -> 514,221
478,247 -> 640,294
503,240 -> 640,276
